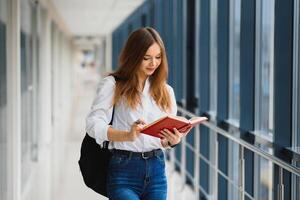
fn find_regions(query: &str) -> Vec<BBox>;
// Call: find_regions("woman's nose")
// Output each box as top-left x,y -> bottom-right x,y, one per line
150,58 -> 156,66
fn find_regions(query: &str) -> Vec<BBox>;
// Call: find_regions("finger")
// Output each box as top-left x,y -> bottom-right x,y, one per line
170,130 -> 181,141
159,131 -> 171,141
160,130 -> 171,140
163,129 -> 177,140
169,128 -> 182,139
173,128 -> 181,135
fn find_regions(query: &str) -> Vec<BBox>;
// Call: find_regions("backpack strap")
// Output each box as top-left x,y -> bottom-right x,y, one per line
101,76 -> 116,148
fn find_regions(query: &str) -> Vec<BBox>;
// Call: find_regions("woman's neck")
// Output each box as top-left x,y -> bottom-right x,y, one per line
138,75 -> 148,92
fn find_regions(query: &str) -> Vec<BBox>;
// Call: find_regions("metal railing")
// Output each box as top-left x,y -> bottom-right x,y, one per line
167,107 -> 300,200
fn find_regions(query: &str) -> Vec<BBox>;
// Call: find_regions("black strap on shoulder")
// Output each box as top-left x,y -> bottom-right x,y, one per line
109,106 -> 115,125
102,105 -> 114,148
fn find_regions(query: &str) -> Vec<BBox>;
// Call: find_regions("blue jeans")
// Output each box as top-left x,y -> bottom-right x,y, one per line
107,150 -> 167,200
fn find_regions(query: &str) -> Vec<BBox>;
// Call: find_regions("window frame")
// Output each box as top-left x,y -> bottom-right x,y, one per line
292,0 -> 300,199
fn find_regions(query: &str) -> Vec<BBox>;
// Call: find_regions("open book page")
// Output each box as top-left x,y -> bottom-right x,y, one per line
141,115 -> 207,138
189,117 -> 208,126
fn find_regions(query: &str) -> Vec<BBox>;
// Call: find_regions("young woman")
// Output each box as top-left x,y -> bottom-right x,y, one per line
86,27 -> 192,200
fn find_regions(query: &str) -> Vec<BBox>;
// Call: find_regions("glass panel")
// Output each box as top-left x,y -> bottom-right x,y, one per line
208,0 -> 217,197
0,1 -> 7,199
253,145 -> 274,200
209,0 -> 217,114
209,130 -> 217,196
255,0 -> 275,138
254,1 -> 275,199
228,1 -> 241,198
175,0 -> 184,101
228,141 -> 239,200
0,0 -> 7,23
229,0 -> 241,122
258,155 -> 274,200
20,0 -> 39,191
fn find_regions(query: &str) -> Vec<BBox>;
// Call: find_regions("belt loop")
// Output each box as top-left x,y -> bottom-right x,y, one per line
155,150 -> 158,156
128,151 -> 133,159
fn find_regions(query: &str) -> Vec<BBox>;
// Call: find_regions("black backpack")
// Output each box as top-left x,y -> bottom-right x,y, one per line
78,108 -> 114,196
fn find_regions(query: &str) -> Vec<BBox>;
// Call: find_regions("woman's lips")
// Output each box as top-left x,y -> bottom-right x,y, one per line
146,67 -> 156,71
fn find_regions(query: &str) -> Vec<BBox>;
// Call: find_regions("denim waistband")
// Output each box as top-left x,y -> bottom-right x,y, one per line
111,149 -> 162,159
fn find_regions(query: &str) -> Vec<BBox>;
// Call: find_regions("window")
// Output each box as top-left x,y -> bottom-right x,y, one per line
186,0 -> 196,112
228,0 -> 241,123
255,0 -> 275,139
209,0 -> 218,115
228,0 -> 241,198
254,0 -> 275,199
20,0 -> 39,191
209,0 -> 218,197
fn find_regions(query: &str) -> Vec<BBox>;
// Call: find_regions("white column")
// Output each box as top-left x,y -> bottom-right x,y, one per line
6,0 -> 21,200
37,9 -> 52,200
39,9 -> 52,144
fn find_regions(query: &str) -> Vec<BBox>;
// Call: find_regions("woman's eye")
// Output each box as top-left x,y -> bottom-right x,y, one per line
143,57 -> 150,60
156,57 -> 161,59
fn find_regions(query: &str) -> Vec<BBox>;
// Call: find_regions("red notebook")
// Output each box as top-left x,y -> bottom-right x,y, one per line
141,115 -> 208,138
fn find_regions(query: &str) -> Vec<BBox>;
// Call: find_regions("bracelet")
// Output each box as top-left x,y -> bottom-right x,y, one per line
168,141 -> 178,148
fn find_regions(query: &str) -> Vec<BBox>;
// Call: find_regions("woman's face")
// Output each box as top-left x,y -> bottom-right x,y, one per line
139,43 -> 162,79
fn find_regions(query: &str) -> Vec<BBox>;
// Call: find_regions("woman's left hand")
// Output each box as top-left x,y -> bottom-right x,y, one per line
159,126 -> 192,146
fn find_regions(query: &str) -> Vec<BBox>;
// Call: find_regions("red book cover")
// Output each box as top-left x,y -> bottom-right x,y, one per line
141,115 -> 208,138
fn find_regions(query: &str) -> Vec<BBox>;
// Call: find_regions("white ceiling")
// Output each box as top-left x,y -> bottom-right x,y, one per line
51,0 -> 145,36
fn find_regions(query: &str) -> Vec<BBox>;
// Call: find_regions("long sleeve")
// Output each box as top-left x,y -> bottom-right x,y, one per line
85,76 -> 115,146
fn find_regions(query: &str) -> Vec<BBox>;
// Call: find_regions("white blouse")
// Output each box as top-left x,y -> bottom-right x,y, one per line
85,76 -> 177,152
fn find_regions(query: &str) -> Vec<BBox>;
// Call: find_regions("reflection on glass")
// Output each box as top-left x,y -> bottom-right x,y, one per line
228,0 -> 241,198
210,0 -> 217,113
256,0 -> 274,136
258,156 -> 274,200
228,141 -> 239,200
255,1 -> 275,200
20,0 -> 37,191
229,0 -> 241,122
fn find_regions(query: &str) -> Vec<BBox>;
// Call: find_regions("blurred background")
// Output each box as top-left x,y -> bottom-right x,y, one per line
1,0 -> 300,200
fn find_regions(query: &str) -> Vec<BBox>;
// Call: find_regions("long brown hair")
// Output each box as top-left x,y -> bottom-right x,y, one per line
110,27 -> 172,112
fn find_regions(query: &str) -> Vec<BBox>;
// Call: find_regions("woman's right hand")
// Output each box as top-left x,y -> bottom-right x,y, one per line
127,119 -> 145,141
